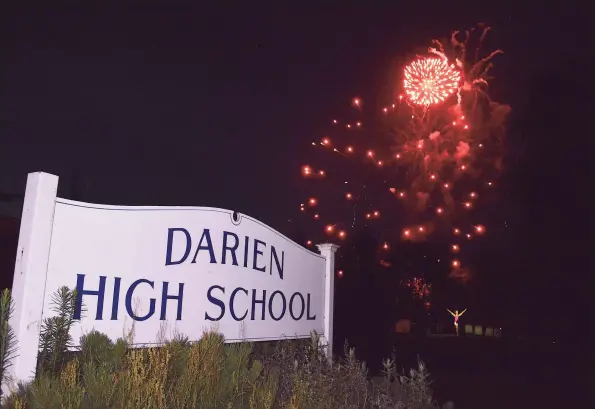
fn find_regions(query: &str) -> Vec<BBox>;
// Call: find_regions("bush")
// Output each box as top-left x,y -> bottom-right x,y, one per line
1,288 -> 442,409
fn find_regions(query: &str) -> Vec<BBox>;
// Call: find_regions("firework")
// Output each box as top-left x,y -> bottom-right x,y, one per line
403,57 -> 461,106
295,24 -> 510,285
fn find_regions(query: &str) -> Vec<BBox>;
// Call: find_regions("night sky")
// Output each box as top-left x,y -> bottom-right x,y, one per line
1,3 -> 591,343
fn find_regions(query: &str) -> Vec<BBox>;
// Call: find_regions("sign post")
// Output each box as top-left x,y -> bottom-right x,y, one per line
3,172 -> 337,396
317,243 -> 338,362
4,173 -> 58,396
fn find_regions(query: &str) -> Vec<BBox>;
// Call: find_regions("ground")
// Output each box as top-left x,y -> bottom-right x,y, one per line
369,334 -> 589,409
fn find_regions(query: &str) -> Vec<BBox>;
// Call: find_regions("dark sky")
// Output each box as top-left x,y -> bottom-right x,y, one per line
1,3 -> 591,337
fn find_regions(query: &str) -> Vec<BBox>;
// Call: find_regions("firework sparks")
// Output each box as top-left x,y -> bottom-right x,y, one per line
296,24 -> 510,286
403,57 -> 461,106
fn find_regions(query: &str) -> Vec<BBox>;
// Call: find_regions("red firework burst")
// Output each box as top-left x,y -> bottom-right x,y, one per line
403,57 -> 461,106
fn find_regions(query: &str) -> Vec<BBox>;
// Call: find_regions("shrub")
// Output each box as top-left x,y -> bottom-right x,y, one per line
1,287 -> 442,409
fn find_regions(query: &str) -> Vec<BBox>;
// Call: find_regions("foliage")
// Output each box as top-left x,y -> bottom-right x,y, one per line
1,287 -> 441,409
0,289 -> 18,398
37,287 -> 81,375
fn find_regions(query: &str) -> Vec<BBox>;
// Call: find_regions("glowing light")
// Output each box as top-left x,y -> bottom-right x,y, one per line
429,173 -> 437,181
395,153 -> 401,159
373,211 -> 380,217
338,230 -> 346,239
403,229 -> 411,237
332,119 -> 338,124
352,97 -> 361,107
403,57 -> 462,106
474,224 -> 485,234
453,228 -> 461,235
436,207 -> 444,214
325,225 -> 334,233
365,213 -> 372,219
321,138 -> 330,146
452,260 -> 460,268
313,214 -> 319,219
382,242 -> 389,250
345,193 -> 352,199
302,166 -> 312,176
398,191 -> 406,198
463,125 -> 469,130
337,270 -> 344,278
367,150 -> 374,157
469,192 -> 477,198
443,183 -> 450,189
463,202 -> 472,209
417,140 -> 424,149
451,244 -> 460,253
306,240 -> 312,246
377,160 -> 383,166
383,107 -> 388,113
466,233 -> 472,239
447,308 -> 467,337
389,187 -> 396,193
346,146 -> 354,153
318,170 -> 325,176
308,198 -> 317,206
356,122 -> 362,127
460,165 -> 466,171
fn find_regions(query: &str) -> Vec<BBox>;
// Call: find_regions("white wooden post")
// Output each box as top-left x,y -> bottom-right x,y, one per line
316,243 -> 338,363
2,172 -> 58,397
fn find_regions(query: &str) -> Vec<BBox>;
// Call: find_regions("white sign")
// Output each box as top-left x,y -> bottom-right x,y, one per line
5,172 -> 337,392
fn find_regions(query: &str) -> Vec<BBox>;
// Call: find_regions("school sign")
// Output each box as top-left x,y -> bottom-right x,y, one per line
5,172 -> 337,391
